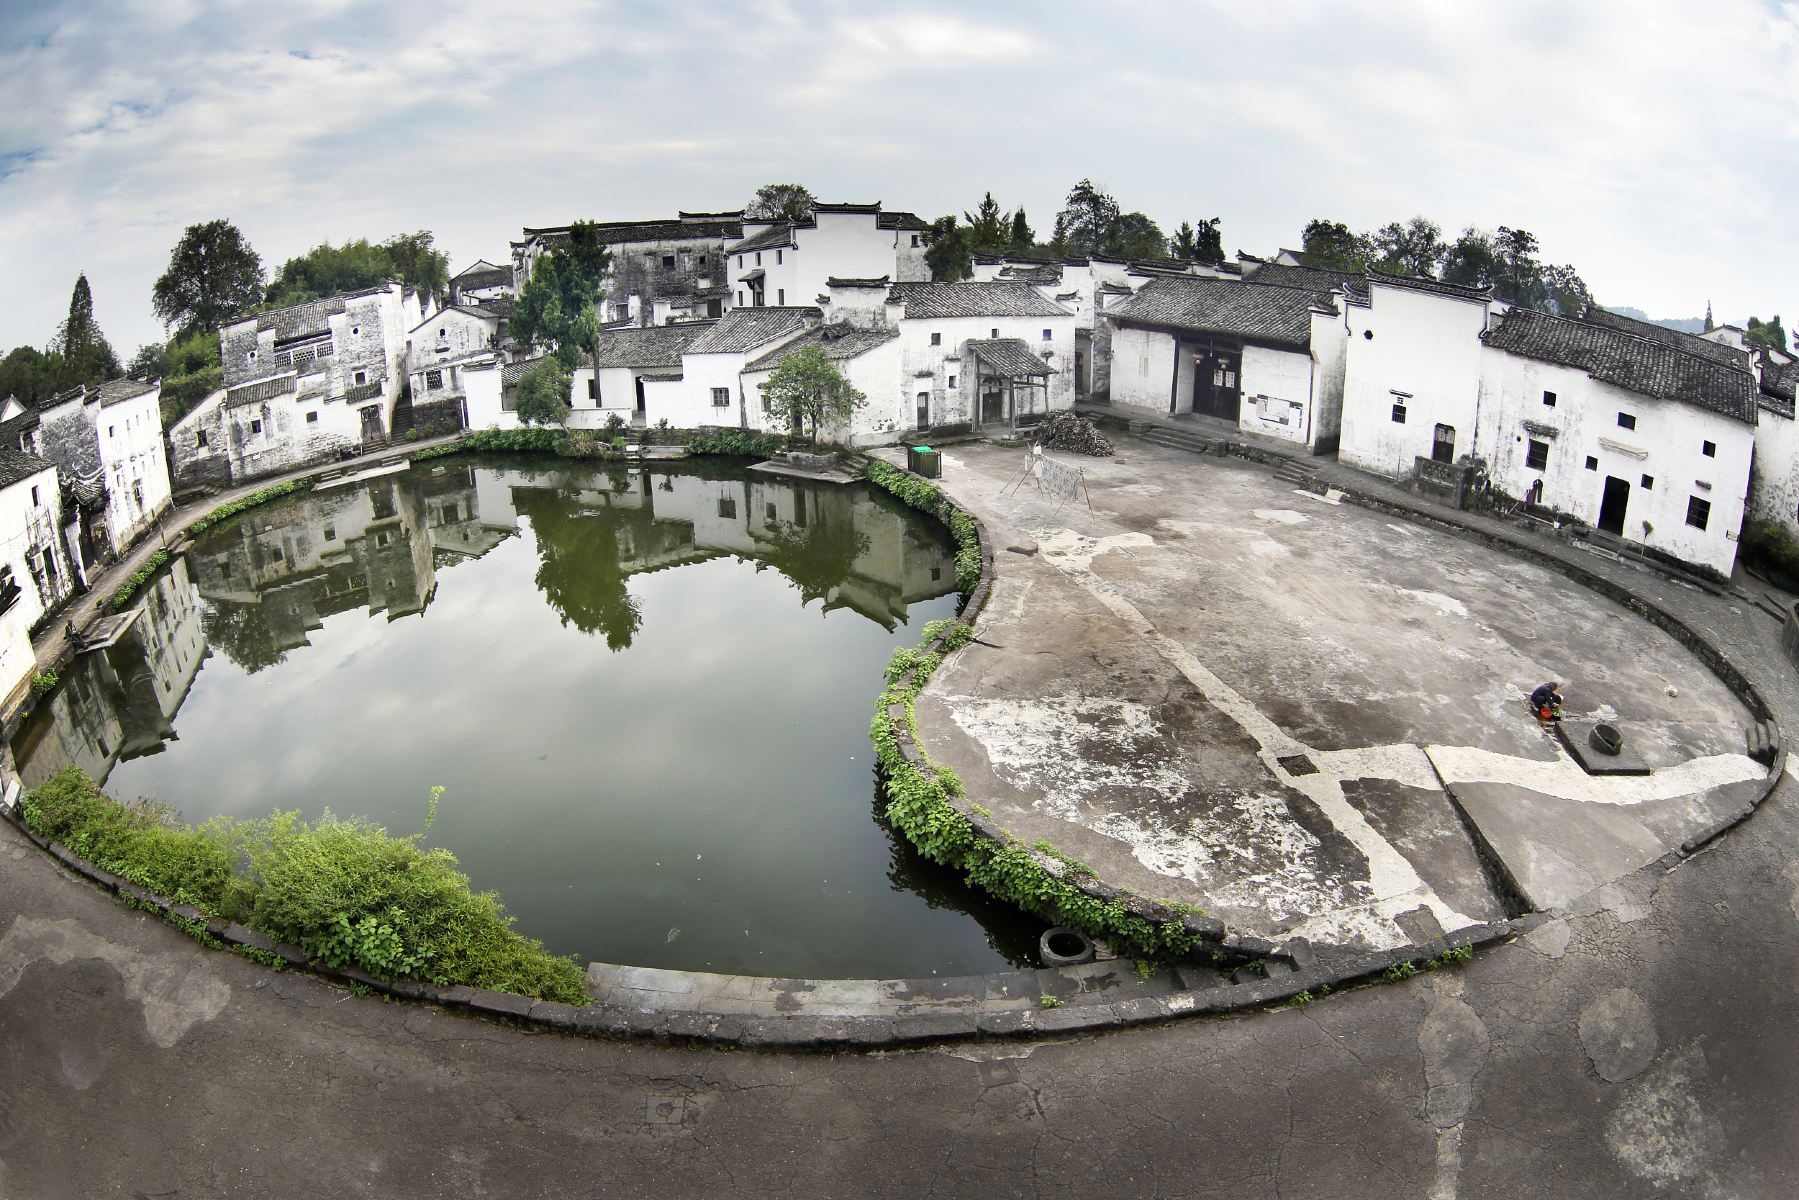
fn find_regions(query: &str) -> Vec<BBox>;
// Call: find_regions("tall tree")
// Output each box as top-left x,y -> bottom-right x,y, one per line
1185,217 -> 1224,263
746,183 -> 816,223
963,192 -> 1008,253
1539,263 -> 1593,317
265,232 -> 450,309
514,358 -> 573,426
53,274 -> 119,390
1170,221 -> 1198,260
1370,216 -> 1445,278
1051,179 -> 1121,258
1492,227 -> 1542,306
1747,315 -> 1791,354
1298,219 -> 1370,271
1008,208 -> 1035,255
922,216 -> 973,282
512,242 -> 610,360
1109,212 -> 1167,260
1439,227 -> 1497,290
153,219 -> 266,336
0,346 -> 62,407
758,345 -> 867,445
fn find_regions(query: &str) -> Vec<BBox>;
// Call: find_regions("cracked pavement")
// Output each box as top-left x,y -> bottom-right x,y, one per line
2,440 -> 1798,1197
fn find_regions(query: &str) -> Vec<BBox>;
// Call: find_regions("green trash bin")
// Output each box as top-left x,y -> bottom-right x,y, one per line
907,445 -> 942,479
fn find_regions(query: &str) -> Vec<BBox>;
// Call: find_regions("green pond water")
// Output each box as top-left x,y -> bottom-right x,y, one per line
13,456 -> 1041,978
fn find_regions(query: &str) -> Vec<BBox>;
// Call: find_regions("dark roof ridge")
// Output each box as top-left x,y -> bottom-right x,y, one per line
1528,307 -> 1756,377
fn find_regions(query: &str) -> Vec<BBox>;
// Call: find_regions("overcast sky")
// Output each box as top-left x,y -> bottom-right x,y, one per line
2,0 -> 1795,354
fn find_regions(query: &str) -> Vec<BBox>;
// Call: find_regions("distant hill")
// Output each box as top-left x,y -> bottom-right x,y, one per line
1606,306 -> 1707,334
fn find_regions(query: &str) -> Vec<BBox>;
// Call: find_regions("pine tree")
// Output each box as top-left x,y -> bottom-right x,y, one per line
53,273 -> 119,390
1009,208 -> 1035,255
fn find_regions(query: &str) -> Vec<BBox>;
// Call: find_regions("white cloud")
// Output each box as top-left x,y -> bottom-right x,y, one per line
0,0 -> 1794,354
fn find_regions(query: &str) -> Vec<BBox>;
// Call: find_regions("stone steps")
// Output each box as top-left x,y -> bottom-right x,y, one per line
1747,718 -> 1783,765
1272,458 -> 1319,486
1138,426 -> 1211,456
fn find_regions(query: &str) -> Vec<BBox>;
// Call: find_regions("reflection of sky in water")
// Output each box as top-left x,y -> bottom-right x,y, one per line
27,461 -> 1038,978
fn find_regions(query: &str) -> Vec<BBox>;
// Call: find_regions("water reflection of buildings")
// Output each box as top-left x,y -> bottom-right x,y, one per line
12,557 -> 207,789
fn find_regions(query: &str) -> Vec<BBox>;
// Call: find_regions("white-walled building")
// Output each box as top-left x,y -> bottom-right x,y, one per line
880,281 -> 1077,433
1107,274 -> 1348,451
1748,356 -> 1798,536
172,283 -> 419,492
406,304 -> 504,430
582,322 -> 717,429
25,378 -> 173,571
448,260 -> 514,307
665,307 -> 820,429
0,447 -> 75,704
1338,273 -> 1497,475
739,322 -> 903,445
727,203 -> 928,311
1477,308 -> 1758,576
512,213 -> 741,326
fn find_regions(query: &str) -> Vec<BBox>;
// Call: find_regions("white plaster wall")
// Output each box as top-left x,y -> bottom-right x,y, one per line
1340,285 -> 1489,477
737,337 -> 905,446
664,353 -> 750,428
895,313 -> 1077,425
0,464 -> 72,647
1109,324 -> 1177,415
1308,308 -> 1348,446
409,309 -> 498,375
1239,344 -> 1314,446
1750,408 -> 1799,534
97,386 -> 172,553
462,363 -> 514,430
1477,350 -> 1752,575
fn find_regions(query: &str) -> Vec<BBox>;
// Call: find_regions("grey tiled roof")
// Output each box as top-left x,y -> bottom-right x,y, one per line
744,322 -> 899,371
1759,356 -> 1796,418
885,282 -> 1071,320
451,265 -> 512,293
1245,260 -> 1368,299
997,264 -> 1064,285
826,276 -> 891,288
0,444 -> 54,490
876,210 -> 929,232
1107,276 -> 1326,349
595,322 -> 715,369
93,378 -> 158,406
967,338 -> 1055,377
727,223 -> 796,255
1582,307 -> 1751,371
224,375 -> 298,410
1483,308 -> 1758,425
686,307 -> 819,355
342,381 -> 383,404
519,217 -> 744,251
501,356 -> 550,388
1365,268 -> 1490,301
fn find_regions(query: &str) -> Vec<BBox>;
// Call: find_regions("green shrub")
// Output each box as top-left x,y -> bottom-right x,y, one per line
685,430 -> 787,458
109,550 -> 171,610
863,459 -> 981,592
186,479 -> 314,540
29,670 -> 58,697
17,767 -> 586,1003
411,428 -> 562,461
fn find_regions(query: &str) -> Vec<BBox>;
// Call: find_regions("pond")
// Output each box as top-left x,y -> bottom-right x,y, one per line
12,456 -> 1042,978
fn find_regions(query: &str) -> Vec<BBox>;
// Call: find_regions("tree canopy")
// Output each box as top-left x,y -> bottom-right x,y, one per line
154,219 -> 266,336
512,223 -> 610,365
0,346 -> 62,408
265,231 -> 449,309
922,216 -> 974,282
52,274 -> 120,391
758,345 -> 866,445
514,359 -> 573,427
1168,219 -> 1223,264
746,183 -> 816,224
1300,214 -> 1591,314
1746,315 -> 1790,354
1051,179 -> 1121,258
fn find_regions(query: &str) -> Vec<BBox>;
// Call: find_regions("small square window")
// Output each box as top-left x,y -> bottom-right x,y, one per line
698,255 -> 707,267
662,255 -> 676,270
1617,412 -> 1637,430
765,502 -> 777,521
1641,474 -> 1654,490
250,419 -> 262,435
1585,456 -> 1598,470
1526,439 -> 1549,471
1686,495 -> 1711,530
931,332 -> 941,346
1701,440 -> 1716,457
1391,403 -> 1407,424
354,370 -> 367,386
1042,328 -> 1052,341
911,235 -> 921,247
324,525 -> 335,541
718,496 -> 737,519
711,387 -> 731,408
1543,390 -> 1557,407
990,328 -> 999,339
948,375 -> 957,389
196,430 -> 208,448
306,411 -> 318,424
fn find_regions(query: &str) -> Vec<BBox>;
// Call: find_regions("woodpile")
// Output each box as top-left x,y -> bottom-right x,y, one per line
1033,411 -> 1115,457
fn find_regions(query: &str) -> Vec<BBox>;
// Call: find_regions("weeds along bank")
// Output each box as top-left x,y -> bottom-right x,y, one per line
17,767 -> 587,1002
861,458 -> 1216,963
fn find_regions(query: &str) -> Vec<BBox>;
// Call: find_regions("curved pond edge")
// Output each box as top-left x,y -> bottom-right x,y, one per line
0,434 -> 1784,1049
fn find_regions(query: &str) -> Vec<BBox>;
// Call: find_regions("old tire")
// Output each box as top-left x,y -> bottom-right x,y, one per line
1039,926 -> 1096,968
